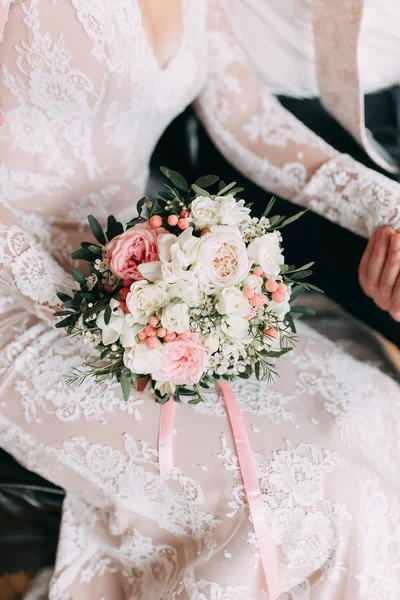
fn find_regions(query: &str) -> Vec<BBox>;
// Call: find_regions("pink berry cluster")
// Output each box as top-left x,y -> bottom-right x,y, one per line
242,266 -> 289,340
149,210 -> 191,231
137,315 -> 192,350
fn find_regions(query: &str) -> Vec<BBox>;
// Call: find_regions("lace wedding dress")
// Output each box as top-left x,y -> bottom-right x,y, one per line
1,1 -> 400,598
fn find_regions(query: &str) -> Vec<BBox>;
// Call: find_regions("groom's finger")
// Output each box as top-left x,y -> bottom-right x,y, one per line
366,227 -> 392,309
379,233 -> 400,310
359,234 -> 376,296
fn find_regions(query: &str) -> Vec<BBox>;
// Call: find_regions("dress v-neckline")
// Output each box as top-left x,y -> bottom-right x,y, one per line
134,0 -> 187,73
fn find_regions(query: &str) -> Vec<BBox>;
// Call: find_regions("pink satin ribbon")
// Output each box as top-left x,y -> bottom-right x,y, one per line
158,396 -> 176,476
158,383 -> 280,599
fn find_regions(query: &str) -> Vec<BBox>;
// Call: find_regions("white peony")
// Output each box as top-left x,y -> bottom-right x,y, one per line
216,287 -> 250,316
217,194 -> 251,226
221,315 -> 250,339
96,299 -> 141,347
247,231 -> 284,277
190,196 -> 222,229
123,343 -> 164,375
194,226 -> 251,291
126,281 -> 169,324
161,302 -> 190,333
168,278 -> 206,307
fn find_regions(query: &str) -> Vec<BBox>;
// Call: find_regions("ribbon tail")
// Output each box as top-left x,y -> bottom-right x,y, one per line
158,396 -> 176,476
218,380 -> 281,600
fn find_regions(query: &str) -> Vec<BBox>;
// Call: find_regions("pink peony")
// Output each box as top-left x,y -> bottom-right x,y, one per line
152,338 -> 209,386
106,222 -> 165,281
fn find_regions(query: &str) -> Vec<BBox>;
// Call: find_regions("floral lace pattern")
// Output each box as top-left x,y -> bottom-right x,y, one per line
1,1 -> 400,598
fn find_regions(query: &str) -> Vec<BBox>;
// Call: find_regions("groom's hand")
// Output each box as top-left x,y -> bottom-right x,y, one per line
359,226 -> 400,321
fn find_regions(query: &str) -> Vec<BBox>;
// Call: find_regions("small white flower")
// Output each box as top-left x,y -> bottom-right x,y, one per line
217,194 -> 251,226
126,281 -> 169,324
190,196 -> 222,229
216,287 -> 250,316
161,302 -> 190,333
247,231 -> 284,277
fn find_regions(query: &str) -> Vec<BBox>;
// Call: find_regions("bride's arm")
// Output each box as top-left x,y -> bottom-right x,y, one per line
195,0 -> 400,239
0,206 -> 77,324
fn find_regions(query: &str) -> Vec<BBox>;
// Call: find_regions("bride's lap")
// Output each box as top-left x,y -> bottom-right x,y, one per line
1,302 -> 399,597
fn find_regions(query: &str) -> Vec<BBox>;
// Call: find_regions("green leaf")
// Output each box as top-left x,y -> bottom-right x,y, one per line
278,210 -> 308,228
226,187 -> 244,196
88,214 -> 107,245
285,313 -> 297,333
266,347 -> 293,358
217,181 -> 237,195
280,264 -> 289,274
288,284 -> 304,303
290,269 -> 313,280
290,306 -> 316,317
106,215 -> 124,240
104,304 -> 112,325
136,197 -> 147,217
303,282 -> 324,293
262,196 -> 277,218
71,268 -> 86,286
191,183 -> 212,198
160,166 -> 189,192
287,261 -> 315,274
57,292 -> 73,303
81,292 -> 97,300
255,361 -> 261,380
55,315 -> 76,329
120,370 -> 131,402
71,247 -> 97,261
268,214 -> 284,228
194,174 -> 219,188
53,310 -> 74,317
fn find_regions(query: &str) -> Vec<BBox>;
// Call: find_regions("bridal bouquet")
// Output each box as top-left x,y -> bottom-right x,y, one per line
56,169 -> 317,403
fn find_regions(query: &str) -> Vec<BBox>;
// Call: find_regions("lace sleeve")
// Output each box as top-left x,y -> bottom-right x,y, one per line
0,1 -> 10,41
0,206 -> 76,325
196,0 -> 400,239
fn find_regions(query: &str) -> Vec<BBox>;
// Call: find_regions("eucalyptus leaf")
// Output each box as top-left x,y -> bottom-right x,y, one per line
278,210 -> 308,229
217,181 -> 237,195
262,196 -> 277,218
160,166 -> 189,192
288,284 -> 304,303
303,282 -> 324,293
290,269 -> 313,280
71,248 -> 97,261
286,261 -> 315,274
191,183 -> 212,198
120,370 -> 132,402
194,174 -> 219,188
57,292 -> 73,303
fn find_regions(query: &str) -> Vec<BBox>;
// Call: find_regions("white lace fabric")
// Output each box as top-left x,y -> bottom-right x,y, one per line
0,1 -> 400,599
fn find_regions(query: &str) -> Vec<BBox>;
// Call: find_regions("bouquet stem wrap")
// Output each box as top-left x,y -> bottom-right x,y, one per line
158,381 -> 281,600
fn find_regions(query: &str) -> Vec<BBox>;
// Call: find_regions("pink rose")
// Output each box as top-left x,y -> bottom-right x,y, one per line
106,222 -> 165,281
152,338 -> 209,386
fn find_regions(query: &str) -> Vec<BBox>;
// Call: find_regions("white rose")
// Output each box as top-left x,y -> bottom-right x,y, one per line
190,196 -> 222,229
217,194 -> 251,226
161,302 -> 190,333
221,315 -> 250,339
168,278 -> 206,307
216,287 -> 250,316
126,281 -> 169,324
270,300 -> 291,321
247,231 -> 284,277
242,274 -> 263,293
124,343 -> 164,375
96,299 -> 141,347
194,226 -> 251,291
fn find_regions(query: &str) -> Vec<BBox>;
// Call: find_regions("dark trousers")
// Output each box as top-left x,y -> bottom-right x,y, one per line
150,88 -> 400,346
